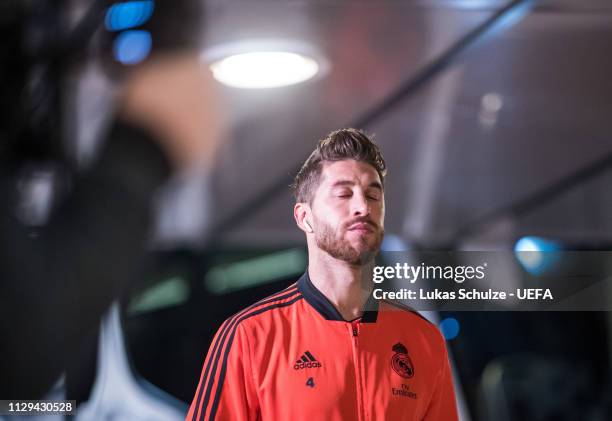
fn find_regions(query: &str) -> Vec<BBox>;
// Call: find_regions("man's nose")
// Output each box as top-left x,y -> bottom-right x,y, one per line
351,192 -> 370,216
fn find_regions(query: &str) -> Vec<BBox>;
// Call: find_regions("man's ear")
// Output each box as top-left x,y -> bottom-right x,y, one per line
294,203 -> 313,233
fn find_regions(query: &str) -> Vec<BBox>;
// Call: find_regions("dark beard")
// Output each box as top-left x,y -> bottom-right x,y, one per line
315,218 -> 384,265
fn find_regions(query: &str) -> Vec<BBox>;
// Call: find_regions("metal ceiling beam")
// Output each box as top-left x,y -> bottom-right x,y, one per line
450,150 -> 612,245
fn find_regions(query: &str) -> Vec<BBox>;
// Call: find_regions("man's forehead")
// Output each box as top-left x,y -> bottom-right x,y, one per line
319,160 -> 381,186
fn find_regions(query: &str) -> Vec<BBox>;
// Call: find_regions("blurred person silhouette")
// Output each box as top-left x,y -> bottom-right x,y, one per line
0,1 -> 222,400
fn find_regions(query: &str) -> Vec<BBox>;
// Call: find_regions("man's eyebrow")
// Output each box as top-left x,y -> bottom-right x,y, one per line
330,180 -> 355,188
330,180 -> 383,190
369,181 -> 383,191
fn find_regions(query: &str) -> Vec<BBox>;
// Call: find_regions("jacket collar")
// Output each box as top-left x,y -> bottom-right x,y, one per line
297,271 -> 379,323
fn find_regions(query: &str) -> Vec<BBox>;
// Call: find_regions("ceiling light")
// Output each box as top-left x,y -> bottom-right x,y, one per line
204,40 -> 326,89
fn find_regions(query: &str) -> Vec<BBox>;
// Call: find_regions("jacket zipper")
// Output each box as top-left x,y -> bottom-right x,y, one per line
350,320 -> 366,421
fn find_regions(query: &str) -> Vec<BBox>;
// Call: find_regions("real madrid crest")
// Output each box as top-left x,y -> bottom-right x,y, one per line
391,342 -> 414,379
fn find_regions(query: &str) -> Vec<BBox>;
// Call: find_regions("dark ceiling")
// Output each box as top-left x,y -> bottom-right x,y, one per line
174,0 -> 612,248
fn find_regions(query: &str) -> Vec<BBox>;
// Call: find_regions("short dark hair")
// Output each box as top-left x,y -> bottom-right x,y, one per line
292,128 -> 387,203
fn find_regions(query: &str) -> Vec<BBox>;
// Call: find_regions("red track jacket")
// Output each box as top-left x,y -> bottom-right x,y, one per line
187,272 -> 459,421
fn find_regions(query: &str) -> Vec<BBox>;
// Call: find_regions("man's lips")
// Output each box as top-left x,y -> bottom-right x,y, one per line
347,222 -> 374,232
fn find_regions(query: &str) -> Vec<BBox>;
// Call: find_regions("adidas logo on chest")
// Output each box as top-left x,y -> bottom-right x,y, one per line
293,351 -> 322,370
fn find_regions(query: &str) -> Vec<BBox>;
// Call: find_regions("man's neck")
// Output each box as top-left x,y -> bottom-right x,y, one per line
307,250 -> 374,321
